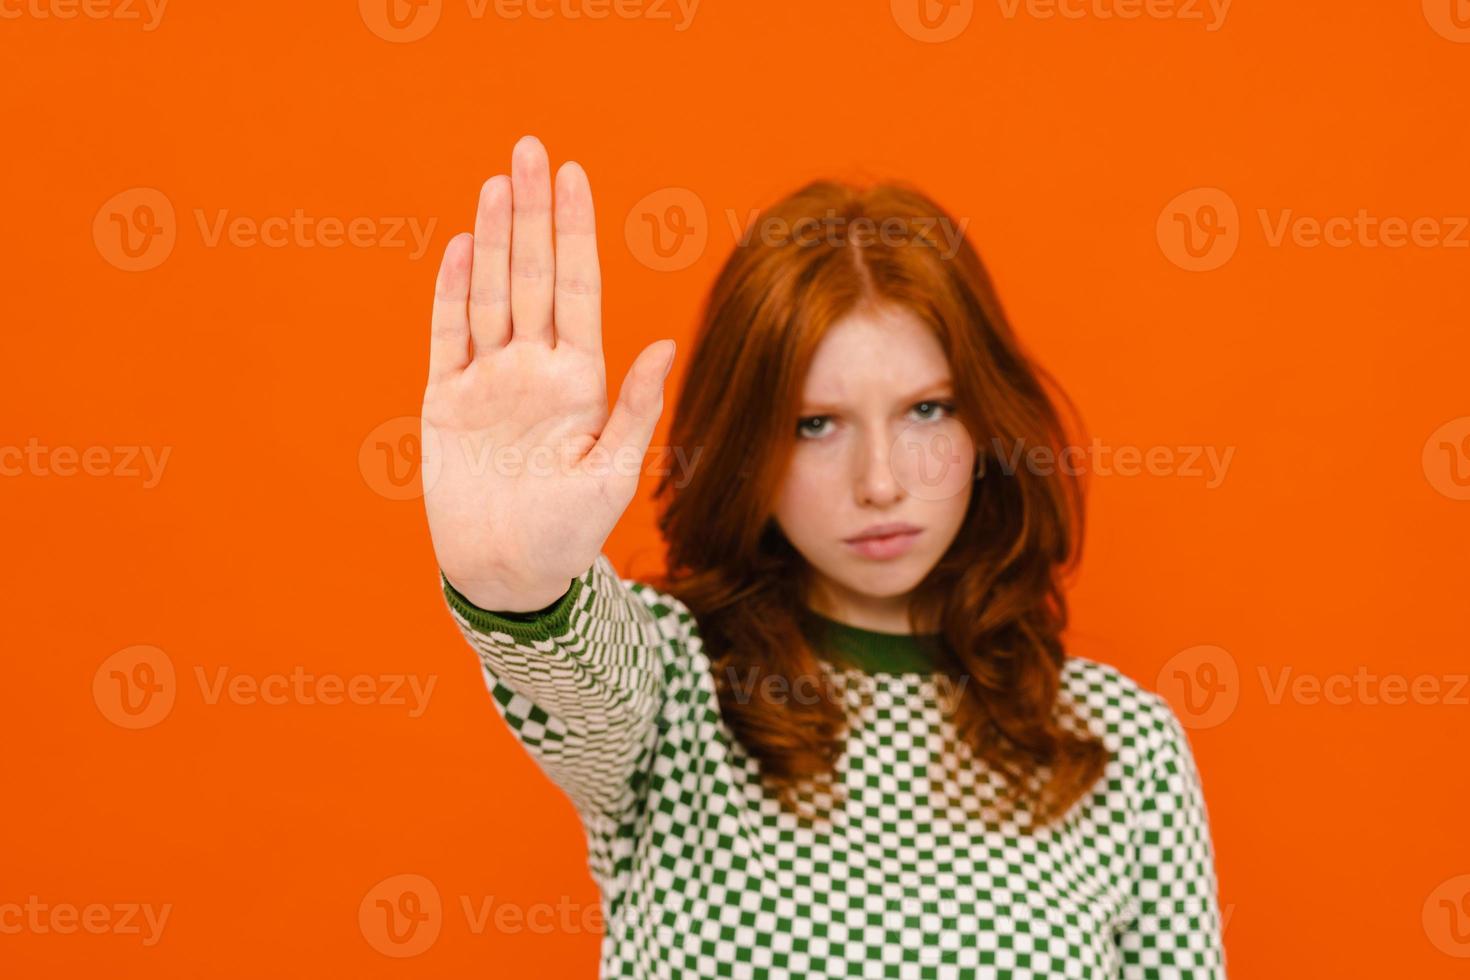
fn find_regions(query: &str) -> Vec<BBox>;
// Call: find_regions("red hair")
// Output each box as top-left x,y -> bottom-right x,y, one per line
649,179 -> 1108,829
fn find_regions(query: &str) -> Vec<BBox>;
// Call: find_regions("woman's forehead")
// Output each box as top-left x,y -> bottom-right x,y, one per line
801,308 -> 951,400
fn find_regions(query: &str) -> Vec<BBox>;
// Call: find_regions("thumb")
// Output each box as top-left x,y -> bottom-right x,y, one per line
593,338 -> 676,492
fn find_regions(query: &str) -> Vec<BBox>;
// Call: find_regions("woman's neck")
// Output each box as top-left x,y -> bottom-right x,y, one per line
801,576 -> 934,635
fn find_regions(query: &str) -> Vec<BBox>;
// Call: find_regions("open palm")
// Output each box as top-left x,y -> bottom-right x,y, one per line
422,136 -> 675,612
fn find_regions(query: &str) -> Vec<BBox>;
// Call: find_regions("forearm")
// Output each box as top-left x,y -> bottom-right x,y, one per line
441,553 -> 676,818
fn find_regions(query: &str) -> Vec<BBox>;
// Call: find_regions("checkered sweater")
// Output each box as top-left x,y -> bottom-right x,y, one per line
442,553 -> 1226,979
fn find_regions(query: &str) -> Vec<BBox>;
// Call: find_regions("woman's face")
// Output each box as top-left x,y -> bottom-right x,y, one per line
771,303 -> 977,632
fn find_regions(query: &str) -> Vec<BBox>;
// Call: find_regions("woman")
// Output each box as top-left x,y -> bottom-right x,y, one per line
422,134 -> 1226,978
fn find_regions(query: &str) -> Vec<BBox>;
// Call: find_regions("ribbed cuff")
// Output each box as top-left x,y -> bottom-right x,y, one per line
441,570 -> 584,643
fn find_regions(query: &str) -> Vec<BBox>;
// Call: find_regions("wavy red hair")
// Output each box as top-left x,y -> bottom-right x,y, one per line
648,179 -> 1108,829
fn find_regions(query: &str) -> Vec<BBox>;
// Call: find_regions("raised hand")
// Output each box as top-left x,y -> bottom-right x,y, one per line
422,136 -> 676,612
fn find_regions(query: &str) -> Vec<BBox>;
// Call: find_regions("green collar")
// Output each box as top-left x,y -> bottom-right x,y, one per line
798,607 -> 947,675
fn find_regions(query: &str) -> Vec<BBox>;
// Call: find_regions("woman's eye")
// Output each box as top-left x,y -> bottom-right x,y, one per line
798,403 -> 953,438
796,416 -> 830,439
912,400 -> 956,421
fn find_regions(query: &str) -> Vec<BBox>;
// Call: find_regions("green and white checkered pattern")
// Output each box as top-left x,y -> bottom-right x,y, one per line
443,554 -> 1226,978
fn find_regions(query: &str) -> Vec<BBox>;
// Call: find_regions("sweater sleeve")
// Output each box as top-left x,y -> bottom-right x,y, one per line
1117,694 -> 1228,978
440,553 -> 679,822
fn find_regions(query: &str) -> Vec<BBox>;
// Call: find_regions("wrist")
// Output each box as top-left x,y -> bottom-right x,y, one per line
441,569 -> 585,641
442,571 -> 573,615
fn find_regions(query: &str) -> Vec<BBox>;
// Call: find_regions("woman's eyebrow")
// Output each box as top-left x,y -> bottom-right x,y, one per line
799,378 -> 954,413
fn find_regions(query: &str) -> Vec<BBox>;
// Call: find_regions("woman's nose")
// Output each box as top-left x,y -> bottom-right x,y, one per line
854,434 -> 904,506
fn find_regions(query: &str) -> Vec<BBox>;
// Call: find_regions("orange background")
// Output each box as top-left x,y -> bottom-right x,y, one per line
4,1 -> 1468,976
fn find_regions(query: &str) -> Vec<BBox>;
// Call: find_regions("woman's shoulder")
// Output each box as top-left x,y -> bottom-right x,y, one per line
1058,655 -> 1193,778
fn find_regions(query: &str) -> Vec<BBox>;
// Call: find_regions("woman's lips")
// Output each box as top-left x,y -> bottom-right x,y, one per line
844,529 -> 922,560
